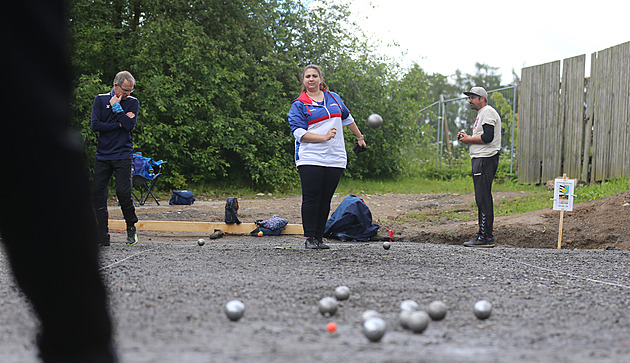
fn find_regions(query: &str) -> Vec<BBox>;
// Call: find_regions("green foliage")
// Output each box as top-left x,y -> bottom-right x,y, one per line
68,0 -> 437,190
71,73 -> 110,170
575,178 -> 630,201
494,192 -> 551,216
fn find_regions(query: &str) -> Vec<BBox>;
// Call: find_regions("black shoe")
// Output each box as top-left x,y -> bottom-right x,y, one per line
316,237 -> 330,250
464,235 -> 495,248
126,225 -> 138,246
305,237 -> 319,249
98,234 -> 111,246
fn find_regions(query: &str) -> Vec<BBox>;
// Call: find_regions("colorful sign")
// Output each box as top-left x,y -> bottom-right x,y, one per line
553,178 -> 575,211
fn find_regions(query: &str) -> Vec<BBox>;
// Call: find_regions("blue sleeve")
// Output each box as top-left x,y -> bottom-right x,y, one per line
481,124 -> 494,144
288,101 -> 308,133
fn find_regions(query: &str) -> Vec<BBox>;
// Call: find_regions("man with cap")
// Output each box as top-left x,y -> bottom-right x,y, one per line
457,87 -> 501,247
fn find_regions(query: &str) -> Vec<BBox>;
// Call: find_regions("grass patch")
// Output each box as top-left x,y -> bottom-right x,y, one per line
154,175 -> 629,220
336,176 -> 535,195
494,192 -> 551,216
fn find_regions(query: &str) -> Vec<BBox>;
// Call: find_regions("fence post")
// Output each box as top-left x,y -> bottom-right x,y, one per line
510,84 -> 517,173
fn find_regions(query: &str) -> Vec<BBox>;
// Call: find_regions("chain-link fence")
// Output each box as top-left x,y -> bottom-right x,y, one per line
417,85 -> 519,173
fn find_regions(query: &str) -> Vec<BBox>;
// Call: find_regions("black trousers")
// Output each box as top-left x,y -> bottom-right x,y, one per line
92,159 -> 138,239
298,165 -> 344,238
471,153 -> 500,238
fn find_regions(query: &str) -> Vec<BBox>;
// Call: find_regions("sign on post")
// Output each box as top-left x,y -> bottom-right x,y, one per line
553,178 -> 575,212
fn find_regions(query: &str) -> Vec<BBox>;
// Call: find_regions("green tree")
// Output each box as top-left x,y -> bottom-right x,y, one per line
68,0 -> 436,190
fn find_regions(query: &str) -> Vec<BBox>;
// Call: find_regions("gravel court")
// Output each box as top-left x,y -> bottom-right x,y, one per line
2,233 -> 630,363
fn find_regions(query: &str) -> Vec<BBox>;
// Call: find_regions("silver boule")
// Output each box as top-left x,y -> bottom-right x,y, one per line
362,317 -> 386,342
224,300 -> 245,321
400,299 -> 418,311
382,241 -> 391,250
361,310 -> 381,322
474,300 -> 492,320
407,311 -> 430,333
318,297 -> 338,316
399,309 -> 413,329
334,285 -> 350,301
197,238 -> 205,246
428,300 -> 448,321
367,113 -> 383,129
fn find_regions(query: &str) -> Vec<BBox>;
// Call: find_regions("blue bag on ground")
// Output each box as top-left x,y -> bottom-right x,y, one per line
324,194 -> 379,241
257,216 -> 288,230
250,226 -> 285,236
169,190 -> 195,205
250,216 -> 288,236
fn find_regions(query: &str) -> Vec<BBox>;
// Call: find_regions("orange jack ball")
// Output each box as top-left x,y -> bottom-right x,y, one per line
326,322 -> 337,333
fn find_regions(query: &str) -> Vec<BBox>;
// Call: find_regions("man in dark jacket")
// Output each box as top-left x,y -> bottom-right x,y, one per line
91,71 -> 139,246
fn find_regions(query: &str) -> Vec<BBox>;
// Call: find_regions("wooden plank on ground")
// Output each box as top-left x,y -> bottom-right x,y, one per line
108,220 -> 303,235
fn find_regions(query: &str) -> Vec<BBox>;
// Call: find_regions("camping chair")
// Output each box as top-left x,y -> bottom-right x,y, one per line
132,152 -> 167,206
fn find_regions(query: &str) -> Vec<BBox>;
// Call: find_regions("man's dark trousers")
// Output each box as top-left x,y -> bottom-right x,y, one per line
92,159 -> 138,240
472,153 -> 499,238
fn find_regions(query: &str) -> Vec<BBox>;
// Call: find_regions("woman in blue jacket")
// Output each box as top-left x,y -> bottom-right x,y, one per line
287,64 -> 367,249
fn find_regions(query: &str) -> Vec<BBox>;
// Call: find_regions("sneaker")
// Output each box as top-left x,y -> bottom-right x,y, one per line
98,234 -> 111,246
126,225 -> 138,246
316,237 -> 330,250
464,235 -> 495,248
305,237 -> 318,249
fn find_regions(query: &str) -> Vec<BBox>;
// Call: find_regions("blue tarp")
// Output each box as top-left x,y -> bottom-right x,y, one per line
324,194 -> 379,241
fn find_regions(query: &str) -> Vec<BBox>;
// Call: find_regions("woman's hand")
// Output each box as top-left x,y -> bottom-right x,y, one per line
325,127 -> 337,140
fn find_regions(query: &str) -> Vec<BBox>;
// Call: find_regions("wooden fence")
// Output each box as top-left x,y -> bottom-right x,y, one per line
518,41 -> 630,184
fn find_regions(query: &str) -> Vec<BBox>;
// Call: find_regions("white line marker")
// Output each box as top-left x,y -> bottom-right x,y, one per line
479,250 -> 630,290
100,248 -> 156,271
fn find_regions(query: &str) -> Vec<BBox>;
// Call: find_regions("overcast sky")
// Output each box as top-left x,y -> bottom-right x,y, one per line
342,0 -> 629,84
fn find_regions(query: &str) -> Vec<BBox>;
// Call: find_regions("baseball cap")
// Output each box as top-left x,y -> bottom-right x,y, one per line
464,86 -> 488,100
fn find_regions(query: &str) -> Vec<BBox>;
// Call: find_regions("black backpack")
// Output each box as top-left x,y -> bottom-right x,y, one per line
225,197 -> 241,224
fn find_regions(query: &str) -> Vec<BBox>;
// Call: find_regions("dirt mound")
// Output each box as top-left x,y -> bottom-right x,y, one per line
112,190 -> 630,250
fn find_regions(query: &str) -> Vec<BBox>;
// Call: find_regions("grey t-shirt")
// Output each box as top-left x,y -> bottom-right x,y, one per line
469,105 -> 501,158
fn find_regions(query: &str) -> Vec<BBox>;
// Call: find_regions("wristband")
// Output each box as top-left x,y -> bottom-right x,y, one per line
357,135 -> 364,141
112,102 -> 123,113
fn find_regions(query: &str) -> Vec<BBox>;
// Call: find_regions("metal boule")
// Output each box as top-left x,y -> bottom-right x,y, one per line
400,299 -> 418,311
399,309 -> 413,329
362,310 -> 381,322
407,311 -> 430,333
224,300 -> 245,321
362,317 -> 386,342
367,113 -> 383,129
318,297 -> 338,316
474,300 -> 492,320
428,300 -> 448,321
334,285 -> 350,301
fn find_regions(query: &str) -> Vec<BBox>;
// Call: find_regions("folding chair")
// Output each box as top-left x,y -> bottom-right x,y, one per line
131,152 -> 167,206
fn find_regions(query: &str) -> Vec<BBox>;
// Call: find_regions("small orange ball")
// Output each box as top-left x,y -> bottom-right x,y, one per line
326,322 -> 337,333
257,231 -> 263,237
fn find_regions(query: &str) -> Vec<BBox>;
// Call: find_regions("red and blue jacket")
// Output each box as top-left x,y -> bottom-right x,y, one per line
287,90 -> 355,168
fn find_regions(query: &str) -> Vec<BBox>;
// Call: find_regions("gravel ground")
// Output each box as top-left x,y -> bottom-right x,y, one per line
2,230 -> 630,363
